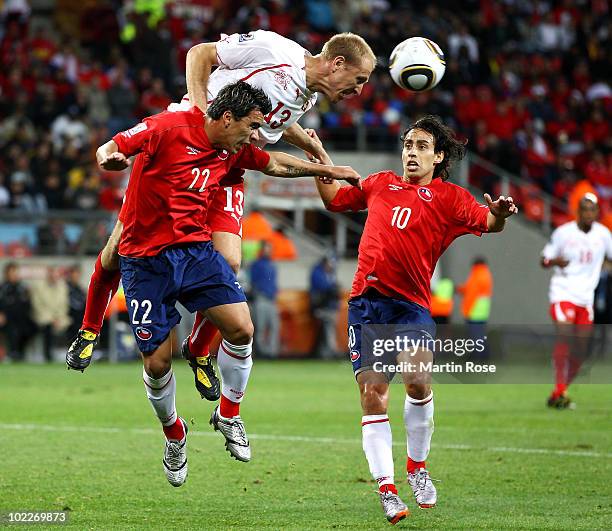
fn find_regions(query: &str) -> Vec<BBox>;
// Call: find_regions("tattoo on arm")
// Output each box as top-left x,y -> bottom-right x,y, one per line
283,164 -> 312,177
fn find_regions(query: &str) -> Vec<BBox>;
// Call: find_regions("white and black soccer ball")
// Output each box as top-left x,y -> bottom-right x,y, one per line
388,37 -> 446,92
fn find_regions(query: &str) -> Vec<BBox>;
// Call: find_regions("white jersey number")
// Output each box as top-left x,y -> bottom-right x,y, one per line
391,206 -> 412,229
130,299 -> 152,325
188,168 -> 210,192
223,186 -> 245,217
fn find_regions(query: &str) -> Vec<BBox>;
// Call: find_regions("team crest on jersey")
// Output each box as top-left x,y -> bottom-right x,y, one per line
217,149 -> 229,160
418,187 -> 433,202
273,70 -> 290,91
350,350 -> 361,362
136,327 -> 152,341
239,33 -> 254,42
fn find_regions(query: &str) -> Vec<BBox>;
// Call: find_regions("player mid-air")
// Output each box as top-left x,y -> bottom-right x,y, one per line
541,193 -> 612,409
314,115 -> 518,524
95,81 -> 360,485
66,29 -> 375,403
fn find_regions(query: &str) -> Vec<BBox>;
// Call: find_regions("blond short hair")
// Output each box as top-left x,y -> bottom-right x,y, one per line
321,33 -> 377,67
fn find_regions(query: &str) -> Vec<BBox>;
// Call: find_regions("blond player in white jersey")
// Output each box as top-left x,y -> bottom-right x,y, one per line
66,30 -> 375,449
541,193 -> 612,408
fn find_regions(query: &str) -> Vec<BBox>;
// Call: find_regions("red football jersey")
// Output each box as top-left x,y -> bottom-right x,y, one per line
328,171 -> 490,309
113,107 -> 270,257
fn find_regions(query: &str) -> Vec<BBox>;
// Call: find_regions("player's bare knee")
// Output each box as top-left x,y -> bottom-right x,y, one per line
360,383 -> 389,414
406,383 -> 431,400
224,320 -> 254,345
142,355 -> 171,379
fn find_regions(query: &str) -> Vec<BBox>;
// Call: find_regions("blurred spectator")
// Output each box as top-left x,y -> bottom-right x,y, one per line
269,227 -> 298,260
0,172 -> 10,207
0,262 -> 33,361
430,276 -> 454,325
85,77 -> 111,125
30,265 -> 70,361
69,171 -> 100,211
250,241 -> 280,358
448,22 -> 479,63
107,63 -> 138,135
309,253 -> 340,359
457,256 -> 493,359
140,77 -> 172,116
0,0 -> 609,233
66,264 -> 86,340
242,209 -> 274,241
9,175 -> 46,212
1,0 -> 31,26
37,219 -> 69,254
50,105 -> 89,151
50,40 -> 80,84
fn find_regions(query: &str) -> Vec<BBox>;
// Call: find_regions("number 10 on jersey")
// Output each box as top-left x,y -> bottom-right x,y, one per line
391,206 -> 412,229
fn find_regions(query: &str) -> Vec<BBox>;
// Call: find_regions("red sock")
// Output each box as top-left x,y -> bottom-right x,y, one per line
567,353 -> 585,386
379,483 -> 398,495
407,457 -> 426,474
553,382 -> 567,398
162,417 -> 185,441
189,313 -> 220,359
81,253 -> 121,335
220,394 -> 240,418
551,341 -> 569,398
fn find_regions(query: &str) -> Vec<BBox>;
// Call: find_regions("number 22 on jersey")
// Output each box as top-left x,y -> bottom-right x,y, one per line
188,167 -> 210,192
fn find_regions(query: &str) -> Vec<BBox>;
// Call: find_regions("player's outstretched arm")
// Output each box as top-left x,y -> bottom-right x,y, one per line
96,140 -> 130,171
541,256 -> 569,268
263,151 -> 360,182
282,123 -> 332,165
186,42 -> 218,113
484,193 -> 519,232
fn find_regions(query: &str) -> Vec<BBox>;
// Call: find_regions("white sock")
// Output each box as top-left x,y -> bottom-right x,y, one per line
142,368 -> 177,427
217,339 -> 253,405
362,415 -> 394,487
404,392 -> 434,464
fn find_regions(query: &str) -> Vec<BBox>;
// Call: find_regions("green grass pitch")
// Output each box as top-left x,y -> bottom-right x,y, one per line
1,361 -> 611,529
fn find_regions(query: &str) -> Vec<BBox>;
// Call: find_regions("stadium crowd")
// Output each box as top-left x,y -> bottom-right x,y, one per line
0,0 -> 610,225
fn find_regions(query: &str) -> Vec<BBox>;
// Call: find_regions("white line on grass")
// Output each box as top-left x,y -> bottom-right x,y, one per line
2,422 -> 610,459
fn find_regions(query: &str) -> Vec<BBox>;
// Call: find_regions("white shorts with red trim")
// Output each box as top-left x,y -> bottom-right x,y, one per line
549,301 -> 593,325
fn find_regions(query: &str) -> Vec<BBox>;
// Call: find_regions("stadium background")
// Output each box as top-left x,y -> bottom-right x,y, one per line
1,0 -> 610,361
0,2 -> 611,528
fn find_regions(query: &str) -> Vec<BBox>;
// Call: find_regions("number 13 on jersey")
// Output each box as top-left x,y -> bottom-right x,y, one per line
223,186 -> 244,216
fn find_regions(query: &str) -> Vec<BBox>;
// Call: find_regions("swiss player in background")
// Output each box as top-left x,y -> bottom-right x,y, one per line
313,115 -> 517,524
92,82 -> 359,486
541,193 -> 612,409
67,30 -> 375,402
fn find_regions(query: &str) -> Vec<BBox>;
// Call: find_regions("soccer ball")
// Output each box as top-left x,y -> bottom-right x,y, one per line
388,37 -> 446,92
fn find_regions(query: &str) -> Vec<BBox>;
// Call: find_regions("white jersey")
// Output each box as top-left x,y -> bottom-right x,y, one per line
171,30 -> 318,145
542,221 -> 612,306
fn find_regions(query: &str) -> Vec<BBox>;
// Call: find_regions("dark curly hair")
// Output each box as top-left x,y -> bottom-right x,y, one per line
401,115 -> 466,181
207,81 -> 272,120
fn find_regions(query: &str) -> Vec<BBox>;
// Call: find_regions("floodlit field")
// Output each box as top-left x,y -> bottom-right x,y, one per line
1,361 -> 611,529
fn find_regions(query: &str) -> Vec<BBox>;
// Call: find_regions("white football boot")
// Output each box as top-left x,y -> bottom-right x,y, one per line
408,468 -> 437,508
163,418 -> 188,487
209,406 -> 251,462
378,489 -> 409,524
